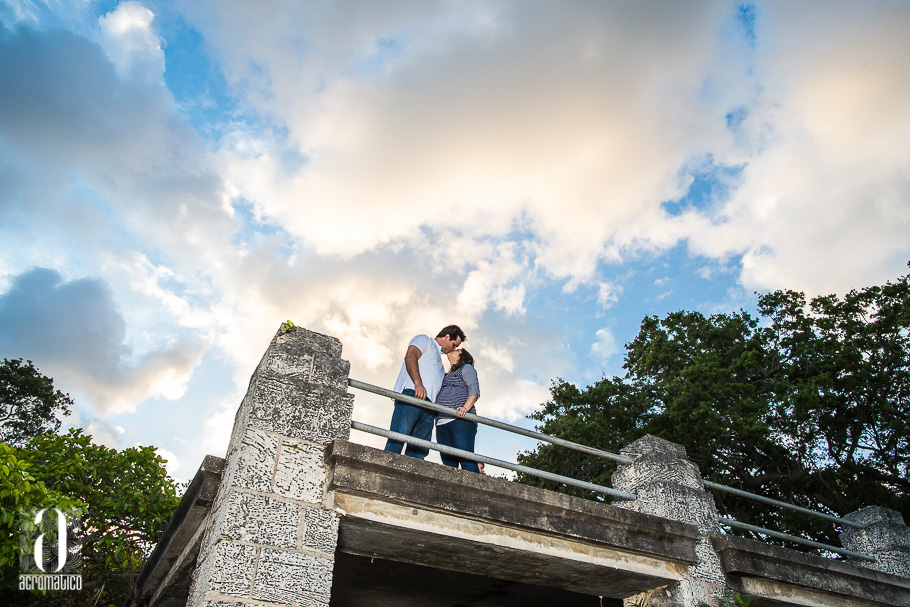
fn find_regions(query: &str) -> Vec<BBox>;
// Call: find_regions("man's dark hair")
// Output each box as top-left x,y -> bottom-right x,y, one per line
437,325 -> 466,342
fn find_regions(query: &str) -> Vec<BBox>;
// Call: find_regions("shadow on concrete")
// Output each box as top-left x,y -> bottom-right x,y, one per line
329,552 -> 620,607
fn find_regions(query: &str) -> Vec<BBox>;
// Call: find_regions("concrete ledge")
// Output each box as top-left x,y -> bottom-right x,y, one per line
327,440 -> 699,560
713,534 -> 910,607
128,455 -> 225,607
326,440 -> 702,598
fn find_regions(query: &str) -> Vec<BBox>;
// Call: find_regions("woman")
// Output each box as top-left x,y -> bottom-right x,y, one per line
435,348 -> 481,472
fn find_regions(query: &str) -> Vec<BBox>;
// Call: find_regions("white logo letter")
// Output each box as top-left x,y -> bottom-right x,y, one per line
34,509 -> 68,573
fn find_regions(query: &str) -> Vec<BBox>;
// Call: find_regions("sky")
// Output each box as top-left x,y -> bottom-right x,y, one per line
1,0 -> 908,482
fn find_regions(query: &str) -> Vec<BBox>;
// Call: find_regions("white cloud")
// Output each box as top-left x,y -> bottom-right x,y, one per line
456,242 -> 529,320
200,395 -> 243,458
590,328 -> 619,367
596,282 -> 621,309
189,1 -> 735,280
98,1 -> 164,83
0,269 -> 206,414
85,420 -> 124,449
685,2 -> 910,296
483,378 -> 550,424
191,1 -> 909,309
154,446 -> 181,480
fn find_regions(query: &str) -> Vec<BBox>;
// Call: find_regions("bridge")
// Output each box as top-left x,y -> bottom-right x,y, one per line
129,325 -> 910,607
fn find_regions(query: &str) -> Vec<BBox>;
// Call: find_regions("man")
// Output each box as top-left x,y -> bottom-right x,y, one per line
384,325 -> 466,459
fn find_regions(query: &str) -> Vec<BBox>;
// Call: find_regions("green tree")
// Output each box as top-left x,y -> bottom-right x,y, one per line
1,359 -> 73,447
517,266 -> 910,548
1,430 -> 181,607
0,443 -> 85,592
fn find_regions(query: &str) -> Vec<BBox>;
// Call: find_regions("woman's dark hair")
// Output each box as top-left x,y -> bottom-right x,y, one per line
449,348 -> 474,374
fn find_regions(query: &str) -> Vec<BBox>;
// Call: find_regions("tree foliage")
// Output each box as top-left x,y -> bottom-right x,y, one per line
0,359 -> 73,448
517,266 -> 910,548
1,430 -> 181,606
0,443 -> 86,591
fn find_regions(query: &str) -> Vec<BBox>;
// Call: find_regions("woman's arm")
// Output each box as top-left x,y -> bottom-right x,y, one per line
456,394 -> 478,418
456,365 -> 480,417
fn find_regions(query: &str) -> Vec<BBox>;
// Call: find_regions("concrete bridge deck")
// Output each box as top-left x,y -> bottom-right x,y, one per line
327,439 -> 699,606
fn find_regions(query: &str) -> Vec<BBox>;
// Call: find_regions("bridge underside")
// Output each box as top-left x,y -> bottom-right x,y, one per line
330,552 -> 619,607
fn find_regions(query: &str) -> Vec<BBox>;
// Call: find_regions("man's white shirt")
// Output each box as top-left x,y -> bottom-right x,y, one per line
393,334 -> 445,402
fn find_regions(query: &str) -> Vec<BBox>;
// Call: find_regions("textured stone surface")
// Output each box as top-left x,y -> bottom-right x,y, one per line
245,378 -> 353,445
841,506 -> 910,577
621,435 -> 689,460
865,547 -> 910,577
302,507 -> 339,554
274,438 -> 326,503
251,326 -> 345,387
221,492 -> 300,548
258,350 -> 318,387
690,539 -> 726,586
272,325 -> 343,358
613,452 -> 704,493
640,578 -> 712,607
225,324 -> 351,456
196,485 -> 232,565
190,542 -> 257,603
846,505 -> 907,527
224,427 -> 279,494
224,392 -> 254,459
251,548 -> 333,607
311,354 -> 352,392
254,348 -> 350,393
616,481 -> 722,536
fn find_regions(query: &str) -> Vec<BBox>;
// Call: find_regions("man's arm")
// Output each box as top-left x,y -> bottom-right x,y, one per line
404,345 -> 427,400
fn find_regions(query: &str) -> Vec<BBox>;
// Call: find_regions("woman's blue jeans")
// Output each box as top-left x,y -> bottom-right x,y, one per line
383,389 -> 433,459
435,417 -> 480,472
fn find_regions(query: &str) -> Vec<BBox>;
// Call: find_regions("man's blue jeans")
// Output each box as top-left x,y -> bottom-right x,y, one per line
435,417 -> 480,472
384,389 -> 433,459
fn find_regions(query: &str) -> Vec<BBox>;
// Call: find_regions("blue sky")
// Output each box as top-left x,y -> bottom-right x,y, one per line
1,0 -> 908,481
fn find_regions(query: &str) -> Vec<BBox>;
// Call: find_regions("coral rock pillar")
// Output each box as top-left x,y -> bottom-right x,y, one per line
188,324 -> 354,607
841,506 -> 910,578
612,435 -> 727,607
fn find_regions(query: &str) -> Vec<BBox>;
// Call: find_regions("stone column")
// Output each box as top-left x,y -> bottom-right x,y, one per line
840,506 -> 910,578
188,324 -> 354,607
612,435 -> 727,607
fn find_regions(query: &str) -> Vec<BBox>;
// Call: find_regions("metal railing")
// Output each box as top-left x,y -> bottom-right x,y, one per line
347,378 -> 873,561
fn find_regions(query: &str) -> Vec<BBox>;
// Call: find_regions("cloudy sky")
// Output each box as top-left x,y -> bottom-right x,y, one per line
1,0 -> 908,481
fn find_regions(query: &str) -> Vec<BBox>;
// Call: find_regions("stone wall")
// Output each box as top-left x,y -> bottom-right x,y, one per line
187,324 -> 353,607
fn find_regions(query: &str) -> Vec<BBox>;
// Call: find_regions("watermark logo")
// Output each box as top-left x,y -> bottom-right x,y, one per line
19,508 -> 83,591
